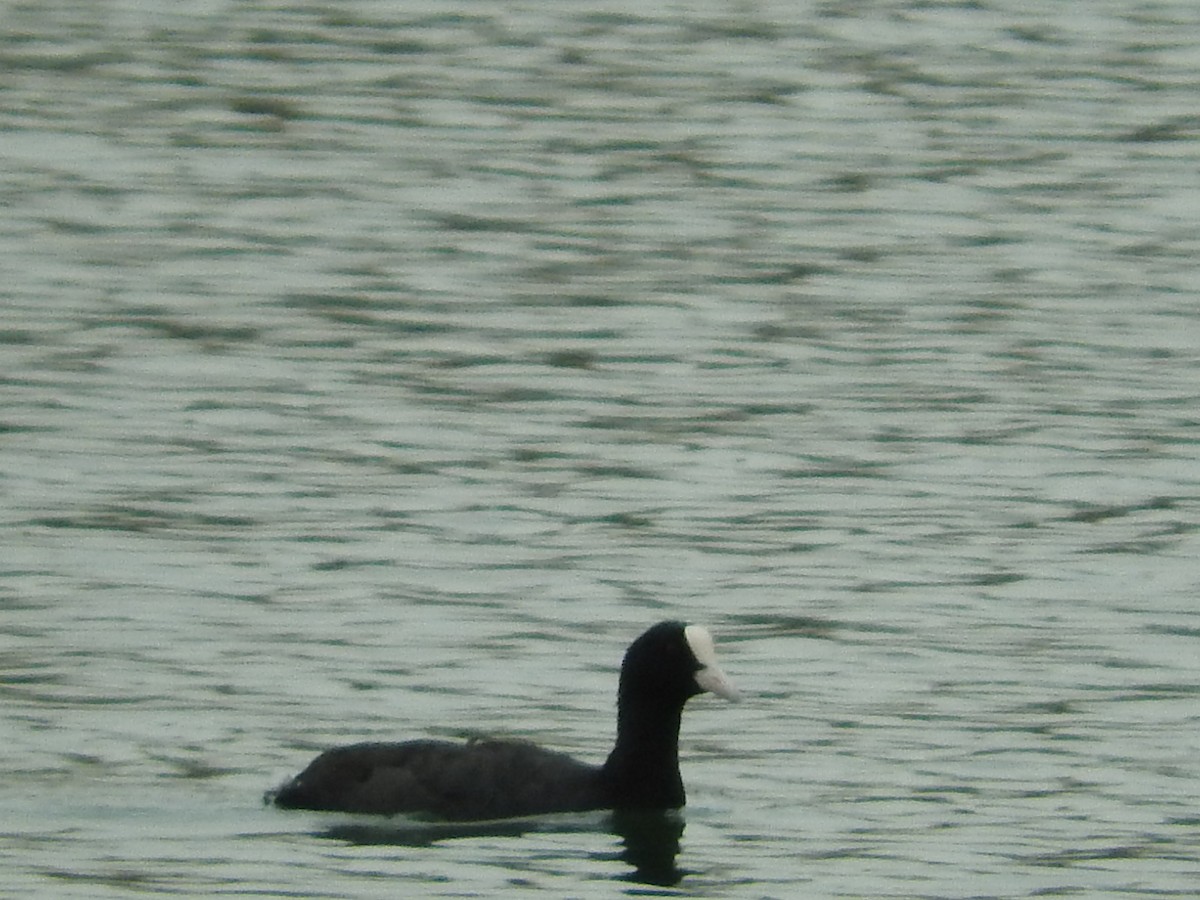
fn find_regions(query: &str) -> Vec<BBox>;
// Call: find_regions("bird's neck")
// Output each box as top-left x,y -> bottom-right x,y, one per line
601,700 -> 685,808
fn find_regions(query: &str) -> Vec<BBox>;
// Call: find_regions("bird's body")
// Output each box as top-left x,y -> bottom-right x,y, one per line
272,738 -> 605,819
269,621 -> 738,821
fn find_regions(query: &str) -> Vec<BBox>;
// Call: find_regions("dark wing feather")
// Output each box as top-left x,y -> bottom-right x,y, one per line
273,739 -> 606,820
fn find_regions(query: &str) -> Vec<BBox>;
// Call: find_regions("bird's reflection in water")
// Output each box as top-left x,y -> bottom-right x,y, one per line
608,809 -> 685,886
314,809 -> 685,886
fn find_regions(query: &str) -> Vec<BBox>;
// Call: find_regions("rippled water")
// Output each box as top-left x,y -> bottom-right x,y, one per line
3,1 -> 1199,897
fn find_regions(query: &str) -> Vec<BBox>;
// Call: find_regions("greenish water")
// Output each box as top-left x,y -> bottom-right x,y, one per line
3,1 -> 1198,897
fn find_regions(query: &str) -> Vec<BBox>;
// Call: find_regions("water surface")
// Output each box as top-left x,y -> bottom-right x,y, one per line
3,1 -> 1199,897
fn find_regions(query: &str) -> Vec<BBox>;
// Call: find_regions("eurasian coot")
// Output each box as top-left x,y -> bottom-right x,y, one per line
269,621 -> 739,820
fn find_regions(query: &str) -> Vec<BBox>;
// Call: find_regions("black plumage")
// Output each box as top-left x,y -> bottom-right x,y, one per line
269,621 -> 739,820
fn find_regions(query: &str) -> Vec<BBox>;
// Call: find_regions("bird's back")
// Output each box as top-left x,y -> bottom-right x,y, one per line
271,738 -> 607,820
